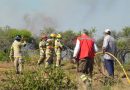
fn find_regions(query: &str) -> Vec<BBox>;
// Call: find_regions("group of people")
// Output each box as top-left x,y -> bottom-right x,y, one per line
9,29 -> 117,85
9,33 -> 63,74
38,33 -> 63,68
73,29 -> 116,83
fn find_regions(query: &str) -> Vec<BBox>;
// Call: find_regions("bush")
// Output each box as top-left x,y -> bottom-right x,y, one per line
0,51 -> 9,61
1,66 -> 77,90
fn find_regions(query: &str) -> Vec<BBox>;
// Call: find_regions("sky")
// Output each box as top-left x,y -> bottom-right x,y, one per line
0,0 -> 130,38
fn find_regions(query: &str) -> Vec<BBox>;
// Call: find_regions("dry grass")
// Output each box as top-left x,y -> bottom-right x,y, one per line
0,60 -> 130,90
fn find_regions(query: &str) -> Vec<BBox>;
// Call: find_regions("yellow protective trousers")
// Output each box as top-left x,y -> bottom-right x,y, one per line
14,57 -> 24,74
45,48 -> 54,68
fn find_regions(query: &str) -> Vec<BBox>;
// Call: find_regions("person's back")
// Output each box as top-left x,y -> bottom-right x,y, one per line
37,34 -> 47,65
103,34 -> 116,59
78,34 -> 95,59
55,34 -> 63,67
73,30 -> 96,84
10,35 -> 26,74
102,29 -> 117,77
45,33 -> 56,67
12,40 -> 23,58
39,40 -> 46,55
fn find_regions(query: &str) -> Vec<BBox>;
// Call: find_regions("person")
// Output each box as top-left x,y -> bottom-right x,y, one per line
45,33 -> 56,68
37,34 -> 47,65
9,35 -> 26,74
55,34 -> 63,67
102,29 -> 117,77
73,30 -> 98,83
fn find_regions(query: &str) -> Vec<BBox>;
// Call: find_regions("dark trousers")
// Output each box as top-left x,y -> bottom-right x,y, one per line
104,59 -> 114,76
77,57 -> 94,77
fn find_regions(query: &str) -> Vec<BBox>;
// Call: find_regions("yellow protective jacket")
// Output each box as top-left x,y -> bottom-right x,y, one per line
55,39 -> 63,54
46,38 -> 55,55
39,40 -> 46,56
10,40 -> 26,58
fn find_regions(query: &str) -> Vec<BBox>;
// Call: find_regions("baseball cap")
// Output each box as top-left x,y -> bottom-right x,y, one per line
105,29 -> 111,33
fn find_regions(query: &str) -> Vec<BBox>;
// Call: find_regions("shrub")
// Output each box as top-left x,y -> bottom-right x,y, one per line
1,66 -> 77,90
0,51 -> 9,61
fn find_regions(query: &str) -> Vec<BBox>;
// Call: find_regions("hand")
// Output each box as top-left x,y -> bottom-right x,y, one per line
70,58 -> 76,64
102,48 -> 106,54
73,56 -> 78,59
73,57 -> 79,63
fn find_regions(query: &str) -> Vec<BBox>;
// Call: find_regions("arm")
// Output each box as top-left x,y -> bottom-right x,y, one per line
102,36 -> 109,53
73,39 -> 80,58
21,41 -> 27,47
9,45 -> 14,61
58,40 -> 63,48
94,43 -> 98,52
39,41 -> 46,52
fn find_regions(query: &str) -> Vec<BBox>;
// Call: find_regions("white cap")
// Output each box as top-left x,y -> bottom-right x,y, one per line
105,29 -> 111,33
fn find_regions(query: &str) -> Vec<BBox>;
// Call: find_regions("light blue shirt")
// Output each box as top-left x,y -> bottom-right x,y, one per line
103,35 -> 116,60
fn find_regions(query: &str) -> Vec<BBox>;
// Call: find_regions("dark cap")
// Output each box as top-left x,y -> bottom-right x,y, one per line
15,35 -> 21,40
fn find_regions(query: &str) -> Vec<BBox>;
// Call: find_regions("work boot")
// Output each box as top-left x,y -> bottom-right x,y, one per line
80,74 -> 87,83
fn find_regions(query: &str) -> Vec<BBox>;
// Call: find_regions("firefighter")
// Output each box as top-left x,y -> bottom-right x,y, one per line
37,34 -> 47,65
55,34 -> 63,67
9,35 -> 26,74
45,33 -> 56,68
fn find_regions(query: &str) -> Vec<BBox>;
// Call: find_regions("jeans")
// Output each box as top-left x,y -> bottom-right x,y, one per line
104,59 -> 114,76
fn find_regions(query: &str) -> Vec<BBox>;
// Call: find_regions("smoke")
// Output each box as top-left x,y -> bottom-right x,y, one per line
0,0 -> 129,37
81,0 -> 119,19
23,13 -> 58,35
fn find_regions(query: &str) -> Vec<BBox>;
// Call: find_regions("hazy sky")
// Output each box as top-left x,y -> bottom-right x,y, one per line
0,0 -> 130,37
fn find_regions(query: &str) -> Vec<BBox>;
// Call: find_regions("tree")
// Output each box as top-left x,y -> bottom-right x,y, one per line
122,27 -> 130,37
6,28 -> 32,39
60,30 -> 77,49
0,27 -> 32,51
80,28 -> 96,38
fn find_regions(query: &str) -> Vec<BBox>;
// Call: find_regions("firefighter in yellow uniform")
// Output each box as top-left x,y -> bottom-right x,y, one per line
37,35 -> 47,65
9,35 -> 26,74
45,33 -> 56,68
55,34 -> 63,67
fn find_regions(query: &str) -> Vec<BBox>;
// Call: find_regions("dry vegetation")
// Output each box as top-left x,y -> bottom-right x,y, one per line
0,58 -> 130,90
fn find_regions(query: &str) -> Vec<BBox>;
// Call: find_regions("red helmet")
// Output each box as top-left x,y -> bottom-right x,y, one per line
41,35 -> 47,40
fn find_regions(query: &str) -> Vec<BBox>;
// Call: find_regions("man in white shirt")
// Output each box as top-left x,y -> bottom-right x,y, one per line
102,29 -> 117,77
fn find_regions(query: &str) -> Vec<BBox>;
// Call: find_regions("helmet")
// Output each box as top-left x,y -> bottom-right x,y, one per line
56,34 -> 62,39
50,33 -> 56,38
41,35 -> 47,39
41,34 -> 47,40
15,35 -> 21,41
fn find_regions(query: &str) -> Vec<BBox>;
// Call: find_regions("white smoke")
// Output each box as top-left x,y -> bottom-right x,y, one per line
23,13 -> 58,35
